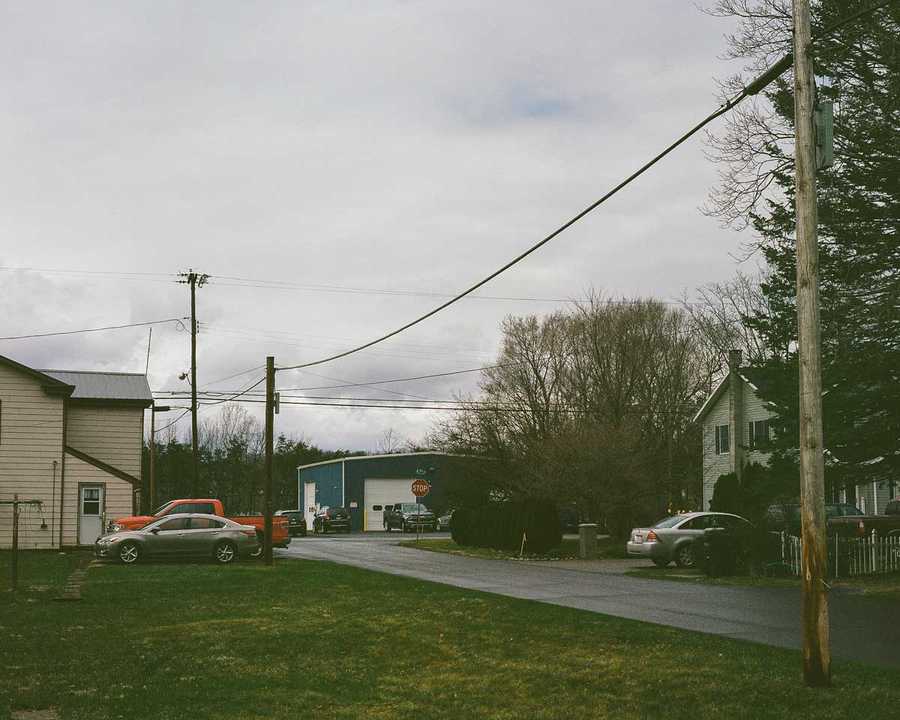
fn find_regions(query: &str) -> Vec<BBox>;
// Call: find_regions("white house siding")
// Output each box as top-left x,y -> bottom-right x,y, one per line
702,391 -> 731,510
743,388 -> 775,468
855,480 -> 896,516
0,364 -> 64,549
701,377 -> 775,511
62,453 -> 134,546
66,404 -> 143,480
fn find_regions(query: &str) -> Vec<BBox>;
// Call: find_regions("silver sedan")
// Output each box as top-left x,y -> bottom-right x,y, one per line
626,512 -> 751,568
94,513 -> 259,565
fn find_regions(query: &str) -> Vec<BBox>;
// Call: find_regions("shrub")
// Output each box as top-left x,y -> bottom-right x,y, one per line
450,500 -> 562,554
450,507 -> 473,546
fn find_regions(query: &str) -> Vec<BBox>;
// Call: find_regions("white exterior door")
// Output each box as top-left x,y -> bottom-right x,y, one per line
364,479 -> 417,531
79,485 -> 104,545
304,481 -> 318,529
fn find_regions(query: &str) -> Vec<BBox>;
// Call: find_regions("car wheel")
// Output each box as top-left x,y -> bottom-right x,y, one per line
652,558 -> 670,568
675,544 -> 695,568
118,541 -> 140,564
215,541 -> 237,564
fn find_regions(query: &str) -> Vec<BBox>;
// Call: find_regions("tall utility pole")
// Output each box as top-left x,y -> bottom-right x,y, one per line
177,269 -> 208,497
148,404 -> 171,513
792,0 -> 830,687
263,356 -> 275,566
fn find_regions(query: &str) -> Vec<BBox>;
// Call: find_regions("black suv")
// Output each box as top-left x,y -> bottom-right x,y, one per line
313,507 -> 351,534
275,509 -> 307,537
384,503 -> 437,533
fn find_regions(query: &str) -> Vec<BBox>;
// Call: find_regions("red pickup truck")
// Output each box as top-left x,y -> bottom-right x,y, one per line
110,498 -> 291,552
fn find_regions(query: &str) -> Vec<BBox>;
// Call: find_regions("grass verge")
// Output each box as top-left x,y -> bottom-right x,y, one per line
2,551 -> 899,719
398,537 -> 628,561
0,549 -> 86,597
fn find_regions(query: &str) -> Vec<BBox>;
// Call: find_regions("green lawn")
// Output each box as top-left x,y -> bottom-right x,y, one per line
2,551 -> 899,720
625,565 -> 900,601
399,536 -> 628,561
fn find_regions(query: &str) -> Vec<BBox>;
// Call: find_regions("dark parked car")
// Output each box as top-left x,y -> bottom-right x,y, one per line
94,513 -> 258,564
275,509 -> 307,537
384,503 -> 437,533
766,502 -> 900,537
313,507 -> 351,534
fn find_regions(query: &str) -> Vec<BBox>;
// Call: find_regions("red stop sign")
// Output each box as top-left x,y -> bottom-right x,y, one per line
411,478 -> 430,497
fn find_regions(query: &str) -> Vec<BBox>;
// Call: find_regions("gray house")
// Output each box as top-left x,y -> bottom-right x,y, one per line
0,353 -> 152,549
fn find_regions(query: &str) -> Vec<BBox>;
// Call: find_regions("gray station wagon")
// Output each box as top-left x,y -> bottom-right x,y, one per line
627,512 -> 752,568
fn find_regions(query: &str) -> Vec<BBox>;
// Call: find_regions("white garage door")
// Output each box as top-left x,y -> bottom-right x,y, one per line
364,478 -> 417,531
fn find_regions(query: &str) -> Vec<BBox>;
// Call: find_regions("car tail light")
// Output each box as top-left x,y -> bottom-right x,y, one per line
646,530 -> 659,542
857,520 -> 865,537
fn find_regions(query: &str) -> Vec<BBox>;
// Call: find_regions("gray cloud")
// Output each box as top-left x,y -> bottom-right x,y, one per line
1,1 -> 747,450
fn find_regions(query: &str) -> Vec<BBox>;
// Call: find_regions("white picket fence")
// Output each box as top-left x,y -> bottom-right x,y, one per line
779,531 -> 900,578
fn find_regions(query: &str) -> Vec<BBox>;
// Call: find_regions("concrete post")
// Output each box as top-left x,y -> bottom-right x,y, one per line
578,523 -> 597,559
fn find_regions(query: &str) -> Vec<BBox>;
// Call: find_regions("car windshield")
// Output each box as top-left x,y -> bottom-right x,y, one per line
152,502 -> 176,516
652,515 -> 687,529
399,503 -> 428,512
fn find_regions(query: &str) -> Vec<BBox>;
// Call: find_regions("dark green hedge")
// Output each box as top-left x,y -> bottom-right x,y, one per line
449,500 -> 562,554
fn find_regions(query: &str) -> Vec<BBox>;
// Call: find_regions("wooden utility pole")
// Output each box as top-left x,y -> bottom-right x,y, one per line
149,407 -> 155,514
178,269 -> 208,497
264,356 -> 275,566
148,404 -> 171,513
792,0 -> 830,687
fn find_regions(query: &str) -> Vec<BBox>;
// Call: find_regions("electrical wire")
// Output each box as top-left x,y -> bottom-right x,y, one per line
274,94 -> 759,371
156,363 -> 501,395
270,4 -> 893,374
153,409 -> 191,433
0,317 -> 189,341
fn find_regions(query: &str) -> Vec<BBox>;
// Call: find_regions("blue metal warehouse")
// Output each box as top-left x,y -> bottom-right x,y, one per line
297,452 -> 484,532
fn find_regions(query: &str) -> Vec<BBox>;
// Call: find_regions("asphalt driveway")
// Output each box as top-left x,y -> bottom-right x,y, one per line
279,533 -> 900,668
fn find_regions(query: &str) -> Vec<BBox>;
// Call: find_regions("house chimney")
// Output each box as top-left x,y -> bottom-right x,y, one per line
728,348 -> 744,482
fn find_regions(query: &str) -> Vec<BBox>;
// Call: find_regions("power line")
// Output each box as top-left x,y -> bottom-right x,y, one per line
273,89 -> 767,372
0,317 -> 189,341
272,5 -> 891,375
153,409 -> 191,433
164,363 -> 500,394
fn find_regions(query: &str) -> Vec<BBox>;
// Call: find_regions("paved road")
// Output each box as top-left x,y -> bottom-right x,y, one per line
279,533 -> 900,668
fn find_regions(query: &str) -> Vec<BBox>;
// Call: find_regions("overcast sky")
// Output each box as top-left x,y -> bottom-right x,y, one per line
0,1 -> 750,451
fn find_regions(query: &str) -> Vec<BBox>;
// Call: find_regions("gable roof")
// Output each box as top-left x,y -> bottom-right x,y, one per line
692,367 -> 775,424
40,369 -> 152,404
0,353 -> 75,395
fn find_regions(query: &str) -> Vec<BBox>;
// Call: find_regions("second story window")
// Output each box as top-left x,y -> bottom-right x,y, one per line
714,424 -> 730,455
749,419 -> 771,449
